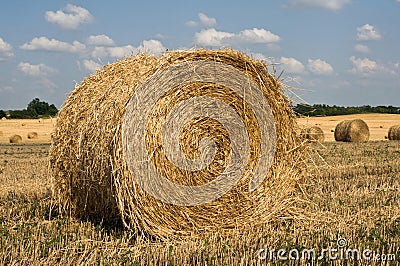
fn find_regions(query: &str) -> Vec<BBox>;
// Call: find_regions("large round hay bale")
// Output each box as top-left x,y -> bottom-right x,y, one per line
1,117 -> 6,121
388,125 -> 400,140
50,49 -> 305,237
334,119 -> 369,142
27,132 -> 38,139
301,126 -> 324,142
9,134 -> 22,143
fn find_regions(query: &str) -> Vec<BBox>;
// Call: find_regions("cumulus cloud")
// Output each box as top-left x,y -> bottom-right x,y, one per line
354,44 -> 370,53
186,12 -> 217,27
198,13 -> 217,27
307,59 -> 333,75
349,56 -> 379,75
86,35 -> 115,46
279,57 -> 305,73
91,39 -> 166,59
18,62 -> 57,77
45,4 -> 93,30
0,38 -> 14,61
82,59 -> 102,73
194,28 -> 234,46
357,24 -> 381,41
288,0 -> 351,10
20,37 -> 86,53
195,28 -> 280,46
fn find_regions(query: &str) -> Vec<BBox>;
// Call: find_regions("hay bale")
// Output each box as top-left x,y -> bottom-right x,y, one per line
38,118 -> 43,123
21,122 -> 26,126
9,134 -> 22,143
27,132 -> 38,139
1,117 -> 6,121
388,125 -> 400,140
334,119 -> 369,142
301,126 -> 324,142
50,49 -> 305,237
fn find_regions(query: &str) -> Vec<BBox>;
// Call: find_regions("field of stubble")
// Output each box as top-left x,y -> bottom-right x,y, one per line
0,140 -> 399,265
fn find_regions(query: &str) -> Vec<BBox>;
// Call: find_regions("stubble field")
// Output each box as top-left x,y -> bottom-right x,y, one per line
0,115 -> 399,265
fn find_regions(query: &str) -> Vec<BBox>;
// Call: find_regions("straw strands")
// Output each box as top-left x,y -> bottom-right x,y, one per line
49,49 -> 306,238
334,119 -> 370,142
388,125 -> 400,140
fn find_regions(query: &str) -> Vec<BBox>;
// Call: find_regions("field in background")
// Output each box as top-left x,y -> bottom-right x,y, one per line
0,118 -> 56,144
298,113 -> 400,141
1,113 -> 399,144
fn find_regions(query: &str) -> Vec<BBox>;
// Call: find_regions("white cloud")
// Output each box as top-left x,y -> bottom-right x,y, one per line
20,37 -> 86,53
18,62 -> 57,77
357,24 -> 382,41
307,59 -> 333,75
354,44 -> 370,53
139,40 -> 166,55
91,39 -> 166,59
45,4 -> 93,30
349,56 -> 379,75
86,35 -> 115,46
82,59 -> 102,73
186,12 -> 217,28
288,0 -> 351,10
198,13 -> 217,28
237,28 -> 281,43
0,38 -> 14,61
279,57 -> 305,74
194,28 -> 234,46
185,20 -> 198,27
194,28 -> 281,46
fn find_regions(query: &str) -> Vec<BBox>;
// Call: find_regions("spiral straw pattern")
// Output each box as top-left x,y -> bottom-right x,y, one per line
50,49 -> 305,237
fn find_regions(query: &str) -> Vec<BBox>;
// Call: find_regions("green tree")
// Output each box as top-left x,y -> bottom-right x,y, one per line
27,98 -> 50,116
0,110 -> 6,119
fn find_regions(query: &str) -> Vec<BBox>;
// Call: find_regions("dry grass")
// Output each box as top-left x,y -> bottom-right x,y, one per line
0,142 -> 399,265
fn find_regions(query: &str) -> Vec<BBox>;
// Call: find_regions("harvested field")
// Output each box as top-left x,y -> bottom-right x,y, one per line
0,141 -> 399,265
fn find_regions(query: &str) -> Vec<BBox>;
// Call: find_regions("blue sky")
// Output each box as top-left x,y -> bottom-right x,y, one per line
0,0 -> 399,109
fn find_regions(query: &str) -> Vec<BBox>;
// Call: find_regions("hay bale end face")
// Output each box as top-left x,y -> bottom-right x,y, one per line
9,135 -> 22,143
388,125 -> 400,140
27,132 -> 38,139
334,119 -> 369,142
301,126 -> 324,142
50,49 -> 305,237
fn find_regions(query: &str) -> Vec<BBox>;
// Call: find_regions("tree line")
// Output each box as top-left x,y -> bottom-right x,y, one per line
0,98 -> 58,119
294,104 -> 400,117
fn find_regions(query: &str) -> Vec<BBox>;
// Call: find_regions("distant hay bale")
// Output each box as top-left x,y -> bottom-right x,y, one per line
1,117 -> 6,121
301,126 -> 324,142
27,132 -> 38,139
49,49 -> 305,238
9,134 -> 22,144
38,118 -> 43,123
21,123 -> 26,126
388,125 -> 400,140
334,119 -> 369,142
